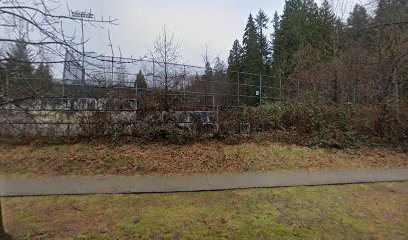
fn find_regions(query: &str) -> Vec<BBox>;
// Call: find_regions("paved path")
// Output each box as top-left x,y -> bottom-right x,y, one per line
1,169 -> 408,197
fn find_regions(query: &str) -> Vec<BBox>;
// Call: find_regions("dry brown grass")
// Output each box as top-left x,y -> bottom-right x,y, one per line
0,141 -> 407,177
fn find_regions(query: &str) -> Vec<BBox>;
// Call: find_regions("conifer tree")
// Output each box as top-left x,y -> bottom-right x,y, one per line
33,63 -> 53,91
214,57 -> 226,75
242,13 -> 262,75
271,0 -> 321,78
255,9 -> 270,73
317,0 -> 338,57
227,39 -> 243,86
34,63 -> 52,81
227,39 -> 243,73
271,11 -> 280,65
347,4 -> 371,30
5,39 -> 34,77
135,70 -> 147,90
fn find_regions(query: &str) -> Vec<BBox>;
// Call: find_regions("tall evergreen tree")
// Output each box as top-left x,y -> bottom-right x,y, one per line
271,11 -> 280,59
241,13 -> 263,103
347,4 -> 371,42
242,13 -> 262,74
227,39 -> 243,84
375,0 -> 408,24
347,4 -> 371,30
34,63 -> 52,81
255,9 -> 269,37
5,40 -> 34,77
214,57 -> 226,75
319,0 -> 336,35
204,61 -> 213,78
271,0 -> 321,78
317,0 -> 338,57
135,70 -> 147,89
228,39 -> 243,72
255,9 -> 270,73
32,63 -> 53,93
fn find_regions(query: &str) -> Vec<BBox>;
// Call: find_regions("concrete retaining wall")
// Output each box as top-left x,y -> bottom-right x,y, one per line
2,97 -> 138,111
0,98 -> 216,137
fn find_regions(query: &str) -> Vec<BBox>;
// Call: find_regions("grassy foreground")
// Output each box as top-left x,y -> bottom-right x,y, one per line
1,141 -> 407,177
2,182 -> 408,239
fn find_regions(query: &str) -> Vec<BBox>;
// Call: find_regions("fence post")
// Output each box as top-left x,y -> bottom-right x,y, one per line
183,65 -> 186,108
259,75 -> 262,106
152,60 -> 156,101
135,75 -> 138,101
211,72 -> 215,111
62,79 -> 65,97
237,72 -> 240,106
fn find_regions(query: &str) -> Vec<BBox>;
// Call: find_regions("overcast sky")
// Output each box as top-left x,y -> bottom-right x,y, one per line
60,0 -> 362,67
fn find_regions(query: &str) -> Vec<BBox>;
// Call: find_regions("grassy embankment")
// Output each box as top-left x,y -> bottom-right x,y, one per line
3,182 -> 408,239
0,141 -> 407,177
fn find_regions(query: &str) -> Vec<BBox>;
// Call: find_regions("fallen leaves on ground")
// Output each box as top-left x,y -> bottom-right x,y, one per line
0,141 -> 407,177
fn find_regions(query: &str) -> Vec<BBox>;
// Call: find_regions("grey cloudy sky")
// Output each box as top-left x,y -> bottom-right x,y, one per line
61,0 -> 361,67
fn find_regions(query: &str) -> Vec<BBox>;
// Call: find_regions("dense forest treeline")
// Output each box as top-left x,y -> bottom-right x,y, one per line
225,0 -> 407,143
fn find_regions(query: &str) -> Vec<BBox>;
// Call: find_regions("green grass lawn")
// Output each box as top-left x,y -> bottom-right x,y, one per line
3,182 -> 408,239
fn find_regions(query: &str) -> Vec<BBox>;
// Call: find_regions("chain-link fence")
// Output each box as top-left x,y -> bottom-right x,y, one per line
1,59 -> 286,110
0,55 -> 384,111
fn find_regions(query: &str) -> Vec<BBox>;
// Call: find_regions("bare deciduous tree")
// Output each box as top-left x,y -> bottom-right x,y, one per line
149,26 -> 182,110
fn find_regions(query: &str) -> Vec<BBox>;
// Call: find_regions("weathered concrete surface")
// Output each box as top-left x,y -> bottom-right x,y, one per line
1,169 -> 407,197
0,97 -> 216,136
0,97 -> 140,136
2,97 -> 138,111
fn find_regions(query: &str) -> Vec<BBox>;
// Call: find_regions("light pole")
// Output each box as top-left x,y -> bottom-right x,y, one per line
81,18 -> 85,84
71,10 -> 95,84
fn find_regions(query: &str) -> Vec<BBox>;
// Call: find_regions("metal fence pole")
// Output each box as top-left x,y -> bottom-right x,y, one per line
259,75 -> 262,106
152,61 -> 156,101
135,76 -> 138,101
183,65 -> 186,108
237,72 -> 240,106
81,19 -> 86,84
62,79 -> 65,97
212,73 -> 215,111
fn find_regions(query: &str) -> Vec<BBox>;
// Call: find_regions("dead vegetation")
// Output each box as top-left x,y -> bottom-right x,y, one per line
0,140 -> 406,178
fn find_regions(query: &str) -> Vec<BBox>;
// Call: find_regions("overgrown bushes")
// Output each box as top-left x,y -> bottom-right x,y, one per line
21,95 -> 408,149
217,96 -> 407,148
77,110 -> 214,145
